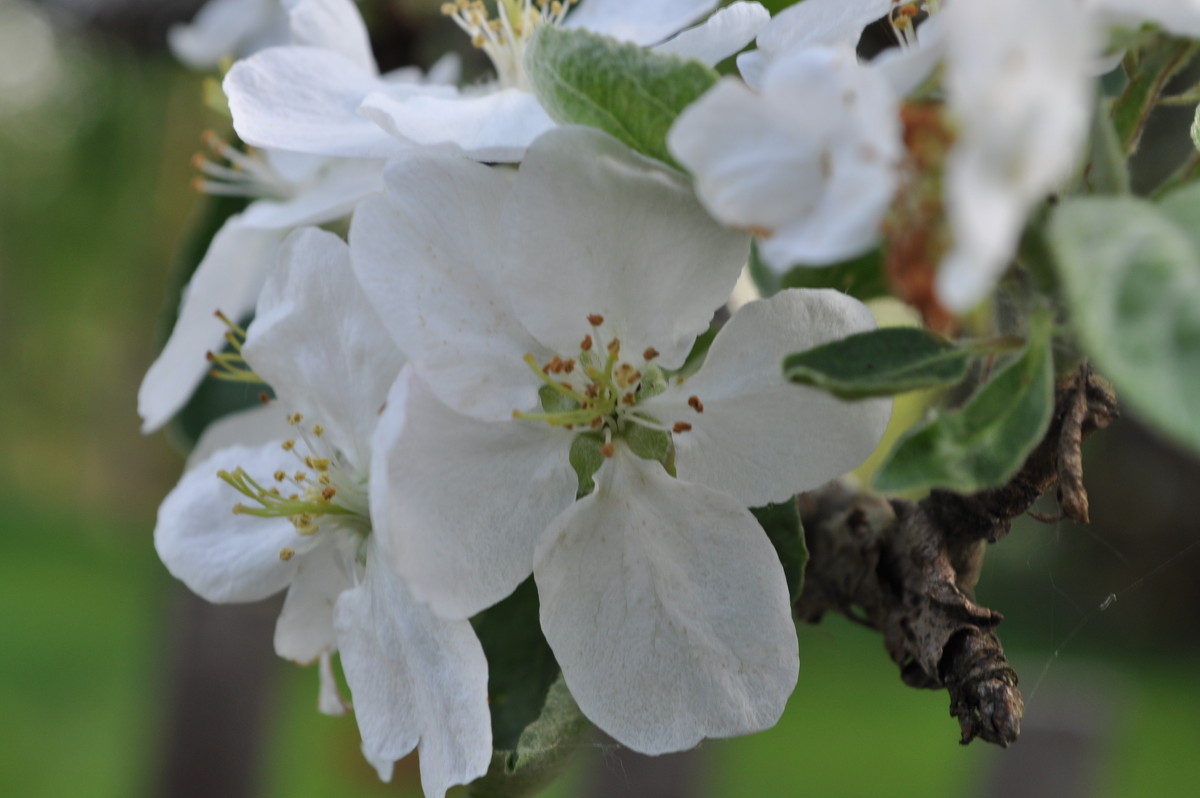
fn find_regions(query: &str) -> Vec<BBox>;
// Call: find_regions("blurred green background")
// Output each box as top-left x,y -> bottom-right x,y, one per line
2,0 -> 1199,795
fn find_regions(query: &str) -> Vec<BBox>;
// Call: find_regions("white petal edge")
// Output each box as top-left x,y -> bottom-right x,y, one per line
284,0 -> 377,74
334,549 -> 492,796
652,2 -> 770,66
370,368 -> 578,620
644,289 -> 892,507
535,447 -> 798,754
359,88 -> 555,163
225,46 -> 410,158
565,0 -> 719,46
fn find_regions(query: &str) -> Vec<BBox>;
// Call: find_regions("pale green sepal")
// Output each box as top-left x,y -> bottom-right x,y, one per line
783,328 -> 972,399
1050,192 -> 1200,454
873,311 -> 1055,494
466,676 -> 592,798
569,434 -> 604,496
524,24 -> 718,167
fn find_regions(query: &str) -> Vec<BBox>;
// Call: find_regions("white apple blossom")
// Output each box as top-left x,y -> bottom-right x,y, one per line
225,0 -> 770,163
350,126 -> 891,753
668,45 -> 902,271
169,0 -> 291,69
138,0 -> 461,432
154,228 -> 491,793
936,0 -> 1095,311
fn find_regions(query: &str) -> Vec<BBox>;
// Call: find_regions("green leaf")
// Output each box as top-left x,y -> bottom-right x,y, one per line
873,312 -> 1055,494
1050,192 -> 1200,453
751,500 -> 808,601
783,327 -> 971,399
524,24 -> 718,166
467,676 -> 591,798
779,247 -> 890,301
1111,38 -> 1199,155
472,579 -> 561,752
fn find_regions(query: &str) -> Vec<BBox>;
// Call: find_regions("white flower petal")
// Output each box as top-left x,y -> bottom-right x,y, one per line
1090,0 -> 1200,38
652,2 -> 770,66
155,442 -> 301,603
369,369 -> 577,619
741,0 -> 890,87
359,88 -> 555,163
138,220 -> 283,433
535,448 -> 798,754
565,0 -> 719,45
186,403 -> 294,468
169,0 -> 287,69
757,0 -> 889,52
671,48 -> 900,271
274,532 -> 356,663
335,550 -> 492,796
284,0 -> 377,74
225,47 -> 407,158
237,158 -> 384,230
644,289 -> 891,507
501,126 -> 749,368
318,651 -> 350,715
940,0 -> 1092,311
244,227 -> 404,467
349,150 -> 546,421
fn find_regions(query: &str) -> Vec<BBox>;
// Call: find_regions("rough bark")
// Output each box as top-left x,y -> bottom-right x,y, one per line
795,366 -> 1118,747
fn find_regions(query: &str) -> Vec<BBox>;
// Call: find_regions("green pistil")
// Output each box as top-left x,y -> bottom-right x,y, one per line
219,467 -> 354,528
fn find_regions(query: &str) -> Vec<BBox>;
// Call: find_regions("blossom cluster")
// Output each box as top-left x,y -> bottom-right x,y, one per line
143,0 -> 1200,795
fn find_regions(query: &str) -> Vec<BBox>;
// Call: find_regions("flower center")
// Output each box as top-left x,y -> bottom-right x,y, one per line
218,412 -> 370,560
441,0 -> 577,91
513,314 -> 703,459
888,0 -> 941,48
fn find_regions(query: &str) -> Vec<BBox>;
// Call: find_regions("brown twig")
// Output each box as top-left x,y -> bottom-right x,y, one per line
795,365 -> 1118,747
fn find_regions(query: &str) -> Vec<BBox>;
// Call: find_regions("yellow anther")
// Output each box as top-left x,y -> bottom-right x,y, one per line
282,440 -> 295,451
312,424 -> 324,437
294,471 -> 307,482
279,547 -> 296,561
274,470 -> 286,482
288,412 -> 303,425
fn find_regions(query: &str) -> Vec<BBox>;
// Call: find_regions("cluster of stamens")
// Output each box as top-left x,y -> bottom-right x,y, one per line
191,131 -> 292,199
888,0 -> 940,48
440,0 -> 577,90
513,314 -> 707,457
206,310 -> 263,384
218,413 -> 367,560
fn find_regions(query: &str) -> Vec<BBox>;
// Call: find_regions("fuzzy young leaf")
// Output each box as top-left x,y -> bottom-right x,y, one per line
1050,191 -> 1200,454
467,676 -> 591,798
472,579 -> 560,752
751,500 -> 808,601
784,327 -> 971,399
873,312 -> 1055,494
524,24 -> 718,166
